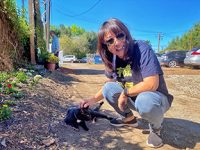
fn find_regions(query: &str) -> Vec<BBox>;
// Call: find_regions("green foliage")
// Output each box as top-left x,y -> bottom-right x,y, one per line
71,24 -> 85,36
51,24 -> 98,58
165,22 -> 200,50
59,35 -> 73,54
1,0 -> 30,60
12,91 -> 24,99
4,83 -> 16,94
0,104 -> 12,121
2,100 -> 16,106
82,32 -> 98,54
38,50 -> 50,63
15,71 -> 28,83
0,72 -> 10,83
47,54 -> 59,63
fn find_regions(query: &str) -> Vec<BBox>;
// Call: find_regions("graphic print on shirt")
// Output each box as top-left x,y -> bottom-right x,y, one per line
116,64 -> 134,88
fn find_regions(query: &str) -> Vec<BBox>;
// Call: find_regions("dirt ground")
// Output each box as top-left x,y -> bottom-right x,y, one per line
0,63 -> 200,150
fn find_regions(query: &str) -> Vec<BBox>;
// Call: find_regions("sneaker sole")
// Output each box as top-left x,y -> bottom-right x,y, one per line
110,122 -> 138,127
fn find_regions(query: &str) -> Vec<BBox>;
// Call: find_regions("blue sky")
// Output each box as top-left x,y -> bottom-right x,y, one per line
16,0 -> 200,52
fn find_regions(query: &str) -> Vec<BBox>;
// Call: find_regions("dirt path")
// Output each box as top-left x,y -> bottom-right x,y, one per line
57,63 -> 200,150
1,63 -> 200,149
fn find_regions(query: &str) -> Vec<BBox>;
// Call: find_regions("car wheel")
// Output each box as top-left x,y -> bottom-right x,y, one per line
168,60 -> 177,68
192,66 -> 200,69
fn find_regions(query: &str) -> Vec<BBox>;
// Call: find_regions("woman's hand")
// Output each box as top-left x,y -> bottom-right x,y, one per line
79,98 -> 96,108
118,92 -> 128,111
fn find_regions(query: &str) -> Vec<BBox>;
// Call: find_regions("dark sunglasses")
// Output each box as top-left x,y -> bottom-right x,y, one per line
104,33 -> 126,46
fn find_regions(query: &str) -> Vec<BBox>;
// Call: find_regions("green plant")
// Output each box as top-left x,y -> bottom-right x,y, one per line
15,71 -> 28,83
4,83 -> 16,94
0,72 -> 10,83
0,83 -> 3,93
0,104 -> 12,121
12,91 -> 24,99
47,54 -> 59,63
3,100 -> 16,106
38,50 -> 50,63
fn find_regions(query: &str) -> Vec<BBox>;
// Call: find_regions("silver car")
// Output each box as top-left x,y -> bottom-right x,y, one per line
155,53 -> 162,64
184,47 -> 200,68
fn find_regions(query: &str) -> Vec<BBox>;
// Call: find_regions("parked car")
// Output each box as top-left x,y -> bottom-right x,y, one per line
160,50 -> 188,67
94,55 -> 103,64
155,53 -> 162,64
77,57 -> 87,63
184,47 -> 200,68
63,55 -> 77,62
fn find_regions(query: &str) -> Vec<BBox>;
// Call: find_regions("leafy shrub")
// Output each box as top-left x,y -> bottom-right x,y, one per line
3,100 -> 16,106
0,104 -> 12,121
15,71 -> 28,83
38,50 -> 50,64
4,83 -> 16,94
12,91 -> 24,99
0,72 -> 10,83
47,54 -> 59,63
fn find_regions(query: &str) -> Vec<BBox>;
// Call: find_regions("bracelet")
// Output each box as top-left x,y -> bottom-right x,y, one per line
123,88 -> 129,97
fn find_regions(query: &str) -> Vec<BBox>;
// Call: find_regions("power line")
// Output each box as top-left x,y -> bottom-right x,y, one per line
71,0 -> 101,17
55,8 -> 100,24
54,0 -> 101,17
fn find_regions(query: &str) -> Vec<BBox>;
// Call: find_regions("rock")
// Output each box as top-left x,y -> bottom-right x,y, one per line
34,65 -> 45,70
1,138 -> 6,147
42,137 -> 56,147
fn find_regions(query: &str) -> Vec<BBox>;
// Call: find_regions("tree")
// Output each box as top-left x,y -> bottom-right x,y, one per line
81,32 -> 97,54
59,35 -> 73,54
165,22 -> 200,51
71,24 -> 85,36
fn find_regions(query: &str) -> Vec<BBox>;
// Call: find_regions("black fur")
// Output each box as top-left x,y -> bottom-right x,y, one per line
64,102 -> 113,131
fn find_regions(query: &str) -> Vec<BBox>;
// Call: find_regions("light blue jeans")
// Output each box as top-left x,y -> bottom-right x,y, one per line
102,82 -> 170,129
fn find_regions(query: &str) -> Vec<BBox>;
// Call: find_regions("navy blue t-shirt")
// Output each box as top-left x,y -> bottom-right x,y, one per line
105,40 -> 173,105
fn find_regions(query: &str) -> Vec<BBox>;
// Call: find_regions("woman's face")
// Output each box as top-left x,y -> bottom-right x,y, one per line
104,30 -> 127,59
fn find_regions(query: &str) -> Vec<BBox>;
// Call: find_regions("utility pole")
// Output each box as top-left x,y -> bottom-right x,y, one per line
42,0 -> 50,51
28,0 -> 36,64
46,0 -> 50,51
157,32 -> 164,52
157,32 -> 161,53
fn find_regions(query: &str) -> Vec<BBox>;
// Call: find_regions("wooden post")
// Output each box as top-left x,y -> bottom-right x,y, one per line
46,0 -> 50,51
28,0 -> 36,64
157,32 -> 161,53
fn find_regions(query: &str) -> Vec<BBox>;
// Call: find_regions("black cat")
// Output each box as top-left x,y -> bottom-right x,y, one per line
64,102 -> 113,131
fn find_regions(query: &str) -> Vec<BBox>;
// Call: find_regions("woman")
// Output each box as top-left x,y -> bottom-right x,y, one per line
80,18 -> 173,148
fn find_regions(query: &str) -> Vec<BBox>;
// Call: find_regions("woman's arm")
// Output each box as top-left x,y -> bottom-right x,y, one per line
118,74 -> 159,111
80,88 -> 104,108
127,74 -> 159,97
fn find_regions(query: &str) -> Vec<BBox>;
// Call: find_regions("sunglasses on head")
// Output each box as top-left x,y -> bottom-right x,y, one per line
104,32 -> 126,46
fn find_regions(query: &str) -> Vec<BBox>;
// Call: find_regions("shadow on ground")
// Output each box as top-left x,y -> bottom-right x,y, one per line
45,69 -> 80,86
53,108 -> 143,150
74,69 -> 104,75
162,117 -> 200,149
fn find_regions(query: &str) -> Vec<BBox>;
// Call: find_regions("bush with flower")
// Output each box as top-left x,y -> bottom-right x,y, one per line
47,54 -> 59,64
0,104 -> 12,121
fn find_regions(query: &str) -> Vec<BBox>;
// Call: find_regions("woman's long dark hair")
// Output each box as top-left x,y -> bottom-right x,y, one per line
97,18 -> 139,72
